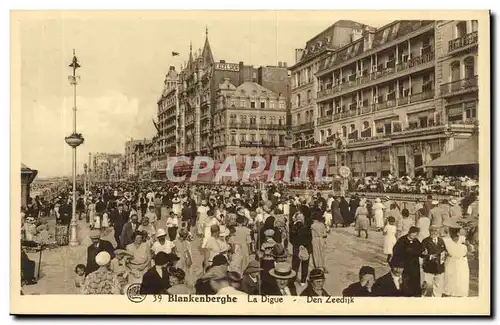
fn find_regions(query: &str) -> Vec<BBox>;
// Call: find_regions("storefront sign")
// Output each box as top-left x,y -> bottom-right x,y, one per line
215,62 -> 240,72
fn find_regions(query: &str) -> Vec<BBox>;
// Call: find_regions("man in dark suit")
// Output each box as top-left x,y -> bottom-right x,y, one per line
140,252 -> 170,295
120,213 -> 140,249
86,229 -> 115,275
421,225 -> 446,297
342,266 -> 376,297
373,258 -> 407,297
241,260 -> 262,295
109,204 -> 128,248
262,262 -> 297,296
392,226 -> 423,297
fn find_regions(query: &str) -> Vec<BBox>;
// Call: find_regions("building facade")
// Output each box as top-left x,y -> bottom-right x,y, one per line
287,20 -> 478,179
92,153 -> 124,181
152,29 -> 291,169
289,20 -> 375,149
211,79 -> 288,164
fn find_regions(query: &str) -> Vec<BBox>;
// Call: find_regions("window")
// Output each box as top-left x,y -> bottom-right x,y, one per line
297,113 -> 301,125
450,61 -> 461,82
307,90 -> 312,102
296,94 -> 301,106
260,101 -> 265,109
320,130 -> 325,142
363,121 -> 370,130
251,101 -> 256,109
241,100 -> 246,108
250,116 -> 256,125
250,134 -> 256,141
261,116 -> 267,125
270,101 -> 275,109
447,104 -> 463,122
472,20 -> 478,32
278,118 -> 283,126
350,124 -> 356,132
327,128 -> 332,136
465,102 -> 477,120
341,126 -> 347,137
279,135 -> 285,145
464,57 -> 475,79
279,101 -> 284,109
456,21 -> 467,38
240,133 -> 246,142
309,110 -> 314,121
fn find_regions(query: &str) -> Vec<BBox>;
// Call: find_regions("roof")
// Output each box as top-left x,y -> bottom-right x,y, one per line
426,134 -> 479,167
233,82 -> 279,98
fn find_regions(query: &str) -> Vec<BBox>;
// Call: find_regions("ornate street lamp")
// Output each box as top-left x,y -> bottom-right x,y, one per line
65,49 -> 84,246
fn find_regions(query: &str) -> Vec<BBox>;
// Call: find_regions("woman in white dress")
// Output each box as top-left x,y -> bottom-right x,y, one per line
372,198 -> 385,231
172,195 -> 182,216
416,209 -> 431,242
383,216 -> 397,263
443,228 -> 470,297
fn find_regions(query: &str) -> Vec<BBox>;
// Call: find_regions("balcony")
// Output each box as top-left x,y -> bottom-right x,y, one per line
448,31 -> 478,55
440,76 -> 478,98
292,121 -> 314,132
239,140 -> 280,148
316,51 -> 435,102
316,90 -> 434,125
228,123 -> 287,131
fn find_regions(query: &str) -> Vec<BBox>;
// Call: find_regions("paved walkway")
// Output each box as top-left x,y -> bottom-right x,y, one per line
22,222 -> 479,296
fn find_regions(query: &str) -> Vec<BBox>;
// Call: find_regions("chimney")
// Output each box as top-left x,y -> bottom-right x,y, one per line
278,61 -> 282,68
295,49 -> 304,64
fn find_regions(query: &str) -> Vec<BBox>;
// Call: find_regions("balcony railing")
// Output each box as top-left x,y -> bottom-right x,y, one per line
292,122 -> 314,132
228,123 -> 287,130
316,90 -> 434,125
317,51 -> 435,101
448,31 -> 478,53
440,76 -> 478,97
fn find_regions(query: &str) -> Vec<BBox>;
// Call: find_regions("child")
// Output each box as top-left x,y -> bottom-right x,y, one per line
383,216 -> 397,263
323,208 -> 333,233
74,264 -> 86,292
110,250 -> 131,289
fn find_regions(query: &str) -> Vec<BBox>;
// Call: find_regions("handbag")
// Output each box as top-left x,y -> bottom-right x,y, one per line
298,245 -> 309,261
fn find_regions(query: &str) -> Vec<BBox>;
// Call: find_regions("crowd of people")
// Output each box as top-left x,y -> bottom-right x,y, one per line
21,179 -> 479,298
348,175 -> 479,196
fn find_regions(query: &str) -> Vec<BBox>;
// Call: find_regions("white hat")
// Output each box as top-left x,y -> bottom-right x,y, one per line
235,193 -> 241,199
156,228 -> 167,238
449,199 -> 458,205
432,200 -> 439,205
95,251 -> 111,266
375,198 -> 381,203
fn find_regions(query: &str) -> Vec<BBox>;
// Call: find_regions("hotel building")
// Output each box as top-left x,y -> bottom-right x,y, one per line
287,20 -> 478,179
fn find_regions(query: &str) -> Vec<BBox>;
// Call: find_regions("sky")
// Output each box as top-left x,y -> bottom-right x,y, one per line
18,11 -> 387,177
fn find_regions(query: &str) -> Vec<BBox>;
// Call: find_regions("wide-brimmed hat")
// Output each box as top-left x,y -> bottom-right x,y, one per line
95,251 -> 111,266
432,200 -> 440,205
156,228 -> 167,238
309,268 -> 325,281
375,198 -> 381,203
244,260 -> 263,274
114,249 -> 134,258
449,199 -> 458,205
202,265 -> 228,281
154,252 -> 169,266
269,263 -> 296,279
89,229 -> 101,239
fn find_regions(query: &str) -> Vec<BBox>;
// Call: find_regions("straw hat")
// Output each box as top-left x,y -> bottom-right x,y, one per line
269,263 -> 296,279
156,228 -> 167,238
95,251 -> 111,266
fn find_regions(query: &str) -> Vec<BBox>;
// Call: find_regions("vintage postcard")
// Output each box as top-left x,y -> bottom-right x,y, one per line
11,10 -> 490,315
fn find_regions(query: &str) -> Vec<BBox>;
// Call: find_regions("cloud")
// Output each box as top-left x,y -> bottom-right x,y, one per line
21,91 -> 155,177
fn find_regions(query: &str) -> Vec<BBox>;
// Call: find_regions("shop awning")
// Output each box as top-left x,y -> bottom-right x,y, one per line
426,134 -> 479,167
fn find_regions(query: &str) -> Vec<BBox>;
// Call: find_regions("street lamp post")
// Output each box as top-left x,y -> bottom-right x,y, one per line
83,163 -> 88,203
65,49 -> 84,247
